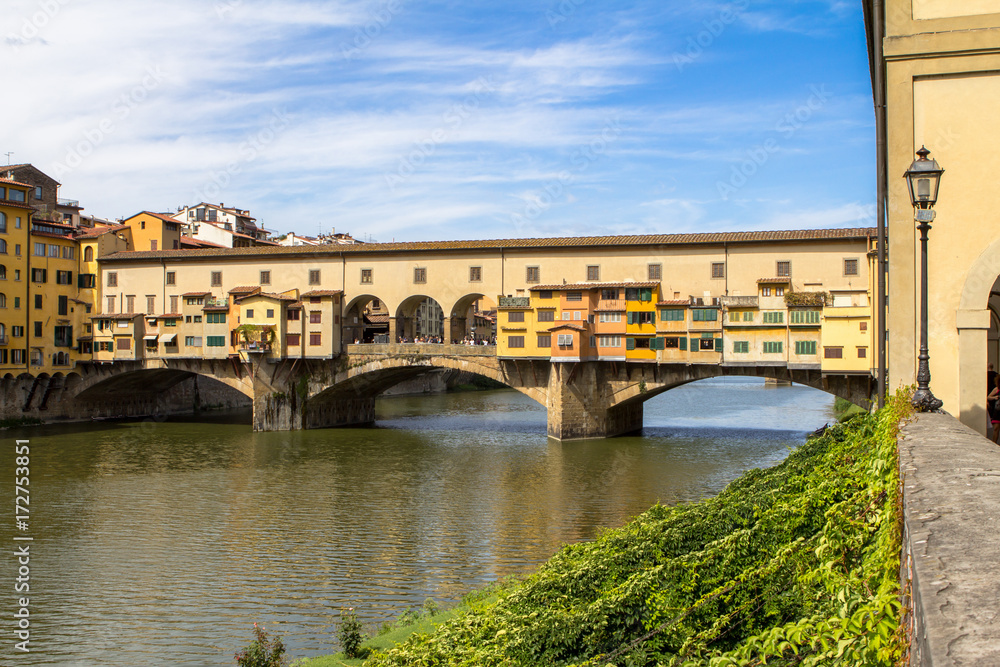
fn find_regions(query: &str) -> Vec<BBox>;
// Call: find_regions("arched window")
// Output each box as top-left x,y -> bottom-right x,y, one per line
0,293 -> 6,308
0,239 -> 7,254
0,265 -> 5,279
0,212 -> 6,233
85,246 -> 94,262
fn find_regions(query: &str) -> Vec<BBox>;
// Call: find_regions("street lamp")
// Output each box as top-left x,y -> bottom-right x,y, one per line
903,146 -> 945,412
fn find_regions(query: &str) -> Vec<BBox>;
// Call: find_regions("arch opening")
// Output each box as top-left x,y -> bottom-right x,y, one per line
394,295 -> 445,344
343,293 -> 390,344
447,293 -> 497,344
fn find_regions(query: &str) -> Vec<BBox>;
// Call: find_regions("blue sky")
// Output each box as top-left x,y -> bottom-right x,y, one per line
2,0 -> 875,242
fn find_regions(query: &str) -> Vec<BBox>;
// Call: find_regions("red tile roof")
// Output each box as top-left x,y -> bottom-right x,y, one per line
182,291 -> 211,297
300,290 -> 343,297
548,323 -> 587,332
236,292 -> 297,302
90,313 -> 141,320
97,228 -> 877,263
228,286 -> 260,294
180,236 -> 227,249
75,224 -> 128,239
757,277 -> 792,284
657,300 -> 690,306
0,177 -> 32,188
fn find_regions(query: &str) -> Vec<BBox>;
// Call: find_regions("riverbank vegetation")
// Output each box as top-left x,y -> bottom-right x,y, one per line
320,391 -> 910,666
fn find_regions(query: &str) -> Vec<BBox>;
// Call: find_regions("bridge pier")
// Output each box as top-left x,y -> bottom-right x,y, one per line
546,362 -> 643,440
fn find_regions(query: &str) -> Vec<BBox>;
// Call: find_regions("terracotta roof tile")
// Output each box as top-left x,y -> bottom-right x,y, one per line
300,290 -> 343,297
657,300 -> 690,306
90,313 -> 141,320
203,305 -> 229,311
0,200 -> 35,211
97,228 -> 878,263
0,177 -> 32,188
182,291 -> 211,297
75,224 -> 128,239
236,292 -> 296,302
757,277 -> 792,284
228,285 -> 260,294
548,323 -> 587,332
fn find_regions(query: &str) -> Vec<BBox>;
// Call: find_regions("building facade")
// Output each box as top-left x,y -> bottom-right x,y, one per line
868,1 -> 1000,432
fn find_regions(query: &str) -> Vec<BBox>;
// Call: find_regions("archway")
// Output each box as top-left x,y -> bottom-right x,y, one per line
395,295 -> 445,343
343,294 -> 390,344
957,238 -> 1000,434
447,293 -> 497,344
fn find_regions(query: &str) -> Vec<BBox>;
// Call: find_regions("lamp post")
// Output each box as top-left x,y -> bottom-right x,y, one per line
903,146 -> 945,412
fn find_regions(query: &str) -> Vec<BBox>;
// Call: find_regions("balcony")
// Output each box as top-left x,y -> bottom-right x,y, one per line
499,296 -> 530,308
58,198 -> 81,208
785,291 -> 829,307
720,296 -> 758,308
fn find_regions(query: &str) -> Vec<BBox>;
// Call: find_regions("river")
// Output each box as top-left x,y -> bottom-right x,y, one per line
0,377 -> 836,665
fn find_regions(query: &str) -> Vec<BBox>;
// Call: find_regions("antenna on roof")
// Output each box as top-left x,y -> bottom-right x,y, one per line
3,152 -> 12,165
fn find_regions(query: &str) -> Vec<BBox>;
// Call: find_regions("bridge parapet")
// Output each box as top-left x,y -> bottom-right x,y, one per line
899,413 -> 1000,664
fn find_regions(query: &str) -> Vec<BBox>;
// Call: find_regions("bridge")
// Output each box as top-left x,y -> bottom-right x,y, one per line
3,343 -> 873,439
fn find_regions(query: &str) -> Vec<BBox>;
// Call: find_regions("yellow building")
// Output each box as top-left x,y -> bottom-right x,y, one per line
497,295 -> 543,359
120,211 -> 181,252
623,284 -> 659,362
28,219 -> 83,371
0,177 -> 31,372
868,1 -> 1000,431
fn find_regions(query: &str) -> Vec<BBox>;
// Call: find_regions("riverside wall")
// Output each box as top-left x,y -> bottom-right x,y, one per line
898,412 -> 1000,665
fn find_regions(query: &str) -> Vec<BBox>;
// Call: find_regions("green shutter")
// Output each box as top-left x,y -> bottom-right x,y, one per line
641,288 -> 652,302
651,337 -> 664,351
626,337 -> 636,351
679,337 -> 687,351
715,337 -> 723,351
691,338 -> 698,351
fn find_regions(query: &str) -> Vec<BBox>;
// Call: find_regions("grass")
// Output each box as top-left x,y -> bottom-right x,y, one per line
833,396 -> 867,422
292,589 -> 505,667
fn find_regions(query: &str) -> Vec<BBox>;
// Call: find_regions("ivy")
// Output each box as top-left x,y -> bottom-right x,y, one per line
362,390 -> 912,667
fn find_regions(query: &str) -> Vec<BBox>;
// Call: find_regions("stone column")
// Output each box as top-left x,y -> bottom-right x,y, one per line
388,317 -> 397,342
545,362 -> 643,440
957,309 -> 991,435
252,376 -> 305,431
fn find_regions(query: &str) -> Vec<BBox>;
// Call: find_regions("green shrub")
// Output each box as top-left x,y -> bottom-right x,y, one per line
235,623 -> 285,667
339,608 -> 365,658
363,390 -> 912,666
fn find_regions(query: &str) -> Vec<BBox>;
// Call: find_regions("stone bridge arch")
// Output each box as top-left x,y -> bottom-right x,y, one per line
605,365 -> 873,411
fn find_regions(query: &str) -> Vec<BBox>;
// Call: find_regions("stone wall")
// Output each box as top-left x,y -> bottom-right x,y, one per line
898,412 -> 1000,665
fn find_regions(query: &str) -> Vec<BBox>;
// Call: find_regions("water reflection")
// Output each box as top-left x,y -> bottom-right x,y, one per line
0,377 -> 834,665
